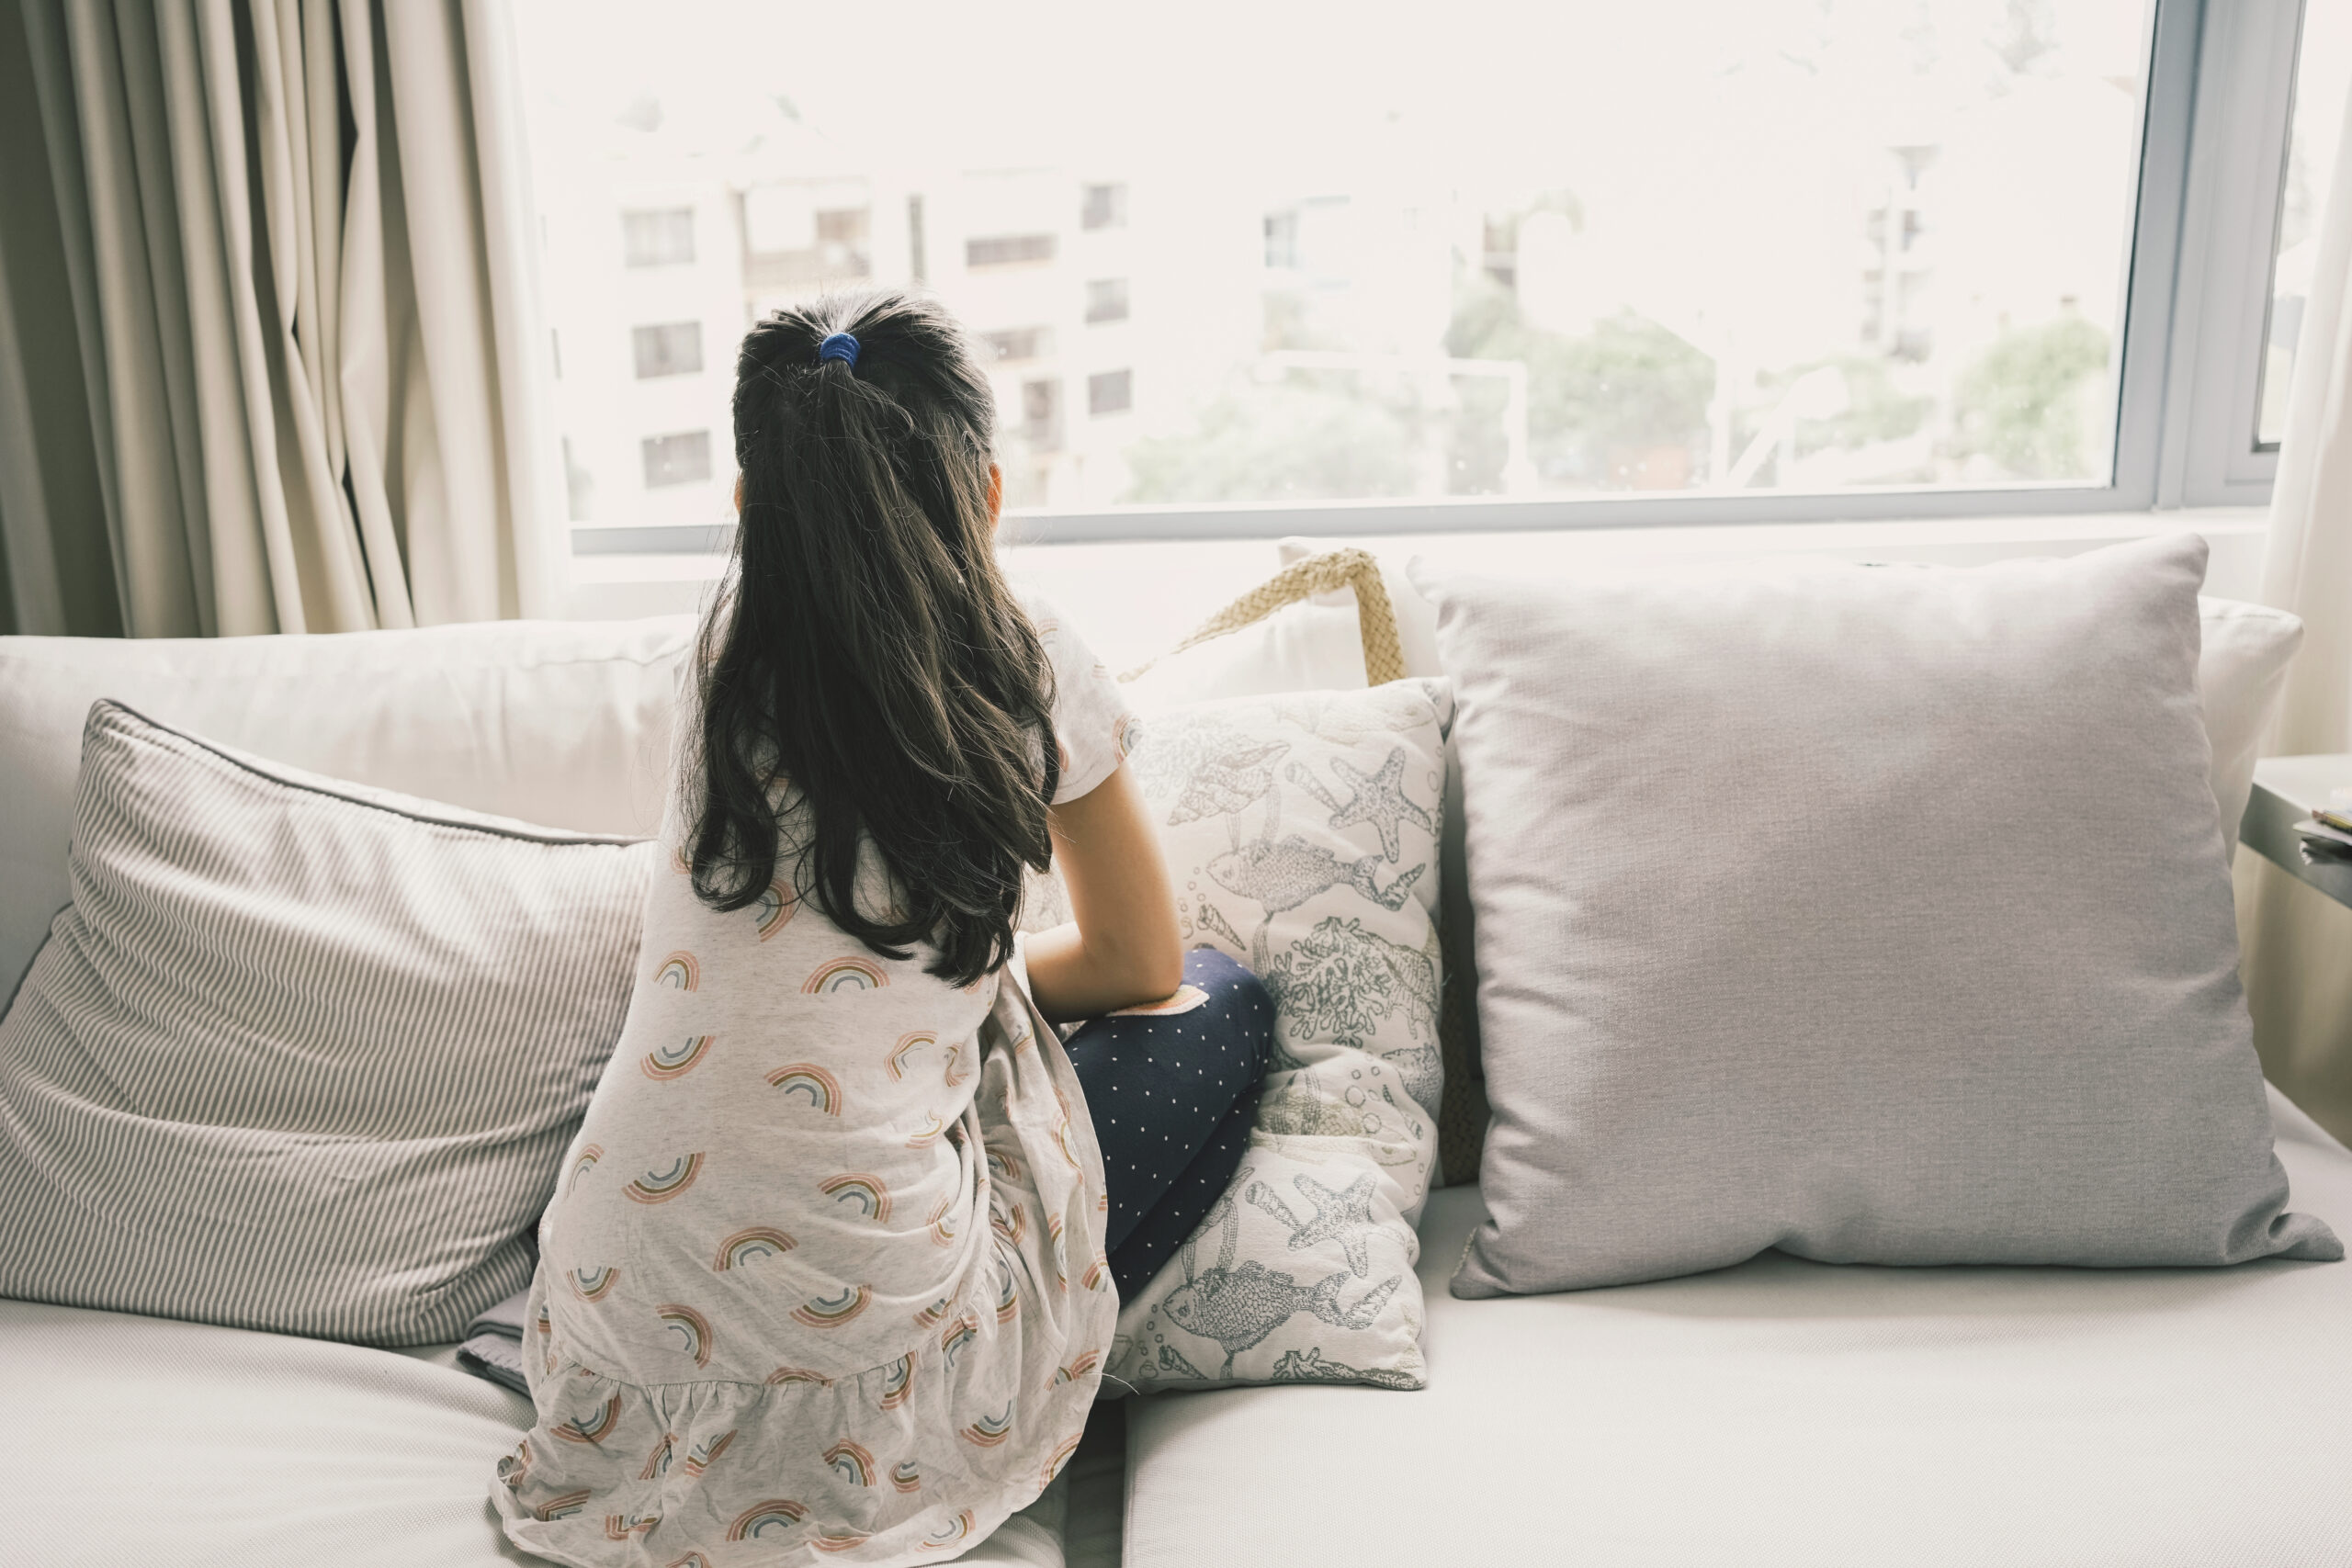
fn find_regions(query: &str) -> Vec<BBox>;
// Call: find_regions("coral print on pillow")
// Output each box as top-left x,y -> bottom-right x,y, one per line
1108,680 -> 1452,1392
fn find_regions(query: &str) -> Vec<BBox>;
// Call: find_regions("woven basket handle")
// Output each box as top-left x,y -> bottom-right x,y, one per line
1119,547 -> 1407,686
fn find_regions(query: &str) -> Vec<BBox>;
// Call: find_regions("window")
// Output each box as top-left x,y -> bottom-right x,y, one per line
2258,6 -> 2352,446
1022,379 -> 1062,453
621,208 -> 694,267
1082,182 -> 1127,231
1090,369 -> 1133,416
984,327 -> 1054,363
514,0 -> 2303,547
967,233 -> 1057,269
641,431 -> 712,489
631,321 -> 704,378
1084,278 -> 1129,324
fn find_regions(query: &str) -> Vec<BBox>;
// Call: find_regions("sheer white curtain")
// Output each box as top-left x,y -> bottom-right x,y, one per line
0,0 -> 561,637
2239,84 -> 2352,1139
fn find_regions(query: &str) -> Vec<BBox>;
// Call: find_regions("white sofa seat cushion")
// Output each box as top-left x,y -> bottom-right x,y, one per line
1124,1084 -> 2352,1567
0,1304 -> 1117,1568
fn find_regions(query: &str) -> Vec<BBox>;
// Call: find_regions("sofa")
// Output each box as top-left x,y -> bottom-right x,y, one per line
3,547 -> 2349,1568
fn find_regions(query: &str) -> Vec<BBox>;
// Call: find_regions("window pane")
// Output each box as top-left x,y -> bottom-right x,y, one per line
1090,369 -> 1133,416
517,0 -> 2154,524
642,431 -> 713,488
621,208 -> 694,267
632,321 -> 705,378
2258,8 -> 2352,448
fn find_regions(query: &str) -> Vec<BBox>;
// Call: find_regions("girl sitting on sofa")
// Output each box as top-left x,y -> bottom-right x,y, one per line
492,289 -> 1272,1566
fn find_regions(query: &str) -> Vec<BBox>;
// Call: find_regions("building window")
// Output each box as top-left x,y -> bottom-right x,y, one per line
631,321 -> 704,379
984,327 -> 1055,363
1081,182 -> 1127,231
621,208 -> 694,268
908,194 -> 927,284
1262,209 -> 1298,271
1084,278 -> 1129,324
1088,369 -> 1133,417
967,233 -> 1057,268
641,431 -> 712,489
1021,379 -> 1062,453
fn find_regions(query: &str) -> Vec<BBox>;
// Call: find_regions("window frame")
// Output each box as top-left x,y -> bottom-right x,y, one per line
559,0 -> 2305,556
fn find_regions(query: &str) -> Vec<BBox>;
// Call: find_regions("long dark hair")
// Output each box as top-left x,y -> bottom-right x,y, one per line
687,289 -> 1058,987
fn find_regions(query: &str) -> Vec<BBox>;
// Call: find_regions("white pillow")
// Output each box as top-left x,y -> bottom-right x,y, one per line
0,701 -> 655,1344
1415,535 -> 2339,1294
1106,681 -> 1453,1390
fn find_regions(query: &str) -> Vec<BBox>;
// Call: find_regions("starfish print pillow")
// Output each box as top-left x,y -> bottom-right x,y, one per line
1104,679 -> 1452,1393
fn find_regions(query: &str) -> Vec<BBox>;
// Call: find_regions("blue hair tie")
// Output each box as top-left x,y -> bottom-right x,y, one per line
817,332 -> 861,369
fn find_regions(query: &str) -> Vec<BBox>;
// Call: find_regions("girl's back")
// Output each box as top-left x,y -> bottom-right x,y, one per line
492,292 -> 1137,1566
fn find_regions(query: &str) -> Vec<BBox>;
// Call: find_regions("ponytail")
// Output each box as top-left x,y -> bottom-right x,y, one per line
689,289 -> 1058,987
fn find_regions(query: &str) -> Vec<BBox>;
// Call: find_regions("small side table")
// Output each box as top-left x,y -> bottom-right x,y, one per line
2240,754 -> 2352,910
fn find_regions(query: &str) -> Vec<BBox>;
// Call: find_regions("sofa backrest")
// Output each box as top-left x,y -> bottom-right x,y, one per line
0,617 -> 694,999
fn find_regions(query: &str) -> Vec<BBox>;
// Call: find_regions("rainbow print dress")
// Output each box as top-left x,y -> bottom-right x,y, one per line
492,593 -> 1130,1566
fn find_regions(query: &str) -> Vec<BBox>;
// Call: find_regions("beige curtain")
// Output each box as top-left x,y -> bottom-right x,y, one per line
0,0 -> 561,638
2238,84 -> 2352,1142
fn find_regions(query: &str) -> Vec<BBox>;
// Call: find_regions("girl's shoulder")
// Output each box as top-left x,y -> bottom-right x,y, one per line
1012,585 -> 1133,806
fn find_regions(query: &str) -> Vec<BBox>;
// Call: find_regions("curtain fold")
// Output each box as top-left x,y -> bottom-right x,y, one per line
2237,83 -> 2352,1143
0,0 -> 558,637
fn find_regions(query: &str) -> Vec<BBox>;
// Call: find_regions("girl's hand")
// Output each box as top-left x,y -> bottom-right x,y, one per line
1023,763 -> 1183,1021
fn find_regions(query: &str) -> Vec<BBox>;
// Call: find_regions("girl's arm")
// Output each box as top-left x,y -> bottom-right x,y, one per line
1023,763 -> 1183,1021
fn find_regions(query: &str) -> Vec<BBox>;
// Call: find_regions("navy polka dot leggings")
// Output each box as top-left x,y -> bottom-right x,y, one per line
1065,947 -> 1272,1302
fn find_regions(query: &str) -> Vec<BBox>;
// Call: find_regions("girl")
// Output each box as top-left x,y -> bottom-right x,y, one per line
493,290 -> 1271,1566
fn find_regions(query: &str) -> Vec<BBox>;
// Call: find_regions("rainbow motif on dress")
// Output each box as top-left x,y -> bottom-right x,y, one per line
820,1173 -> 891,1223
497,1438 -> 533,1492
1043,1432 -> 1085,1487
1114,711 -> 1133,761
534,1489 -> 591,1521
603,1514 -> 659,1540
639,1433 -> 673,1481
911,1291 -> 956,1329
642,1034 -> 716,1080
802,955 -> 888,993
570,1265 -> 620,1302
623,1153 -> 705,1204
727,1500 -> 808,1540
921,1512 -> 978,1550
665,1555 -> 711,1568
765,1063 -> 842,1114
986,1147 -> 1023,1182
941,1039 -> 968,1088
536,1303 -> 552,1336
682,1430 -> 735,1478
766,1365 -> 833,1388
791,1285 -> 871,1328
959,1404 -> 1015,1448
890,1460 -> 922,1494
656,1303 -> 712,1368
1056,1088 -> 1084,1168
877,1352 -> 917,1409
905,1111 -> 948,1149
991,1203 -> 1026,1247
553,1394 -> 623,1446
755,880 -> 796,941
887,1031 -> 933,1080
927,1194 -> 961,1247
823,1438 -> 876,1487
813,1530 -> 874,1554
1046,1213 -> 1069,1292
566,1145 -> 603,1196
1052,1350 -> 1101,1388
994,1260 -> 1021,1323
713,1226 -> 796,1270
1080,1254 -> 1111,1292
940,1313 -> 978,1371
652,951 -> 700,990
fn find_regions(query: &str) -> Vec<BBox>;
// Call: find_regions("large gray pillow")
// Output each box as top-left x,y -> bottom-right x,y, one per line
0,701 -> 653,1344
1414,535 -> 2341,1295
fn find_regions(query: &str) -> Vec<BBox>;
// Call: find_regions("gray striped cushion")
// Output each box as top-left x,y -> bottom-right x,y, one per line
0,700 -> 654,1346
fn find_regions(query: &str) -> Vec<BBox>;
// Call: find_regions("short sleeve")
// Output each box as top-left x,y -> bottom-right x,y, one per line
1024,590 -> 1135,805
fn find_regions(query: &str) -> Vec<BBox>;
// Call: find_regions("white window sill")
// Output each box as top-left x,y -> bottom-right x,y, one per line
562,506 -> 2269,672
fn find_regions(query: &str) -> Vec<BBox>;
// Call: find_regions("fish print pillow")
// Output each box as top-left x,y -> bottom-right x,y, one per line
1106,679 -> 1452,1392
